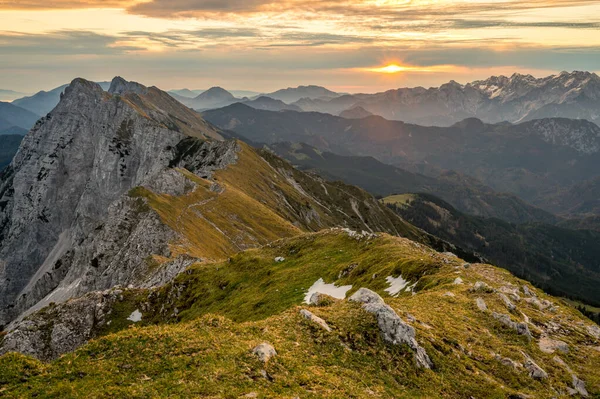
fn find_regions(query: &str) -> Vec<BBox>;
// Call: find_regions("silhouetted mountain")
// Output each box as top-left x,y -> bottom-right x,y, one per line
339,106 -> 373,119
262,85 -> 339,103
0,89 -> 28,102
243,96 -> 302,112
0,102 -> 40,132
0,134 -> 23,169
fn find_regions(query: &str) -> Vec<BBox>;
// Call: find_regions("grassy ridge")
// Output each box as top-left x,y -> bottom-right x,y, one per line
2,230 -> 598,398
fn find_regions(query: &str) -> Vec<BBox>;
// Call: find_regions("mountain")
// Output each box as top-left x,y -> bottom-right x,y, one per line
291,71 -> 600,126
339,105 -> 373,119
0,76 -> 223,328
0,89 -> 28,102
203,105 -> 600,211
267,142 -> 558,224
263,85 -> 339,103
384,193 -> 600,306
13,81 -> 111,116
0,135 -> 23,169
547,176 -> 600,217
0,101 -> 40,132
0,126 -> 28,136
2,229 -> 600,398
0,76 -> 461,332
1,76 -> 600,398
187,87 -> 238,110
168,88 -> 202,98
242,96 -> 303,112
170,89 -> 260,99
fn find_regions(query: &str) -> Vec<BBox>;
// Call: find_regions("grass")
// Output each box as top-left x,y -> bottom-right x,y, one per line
380,194 -> 417,208
3,229 -> 598,398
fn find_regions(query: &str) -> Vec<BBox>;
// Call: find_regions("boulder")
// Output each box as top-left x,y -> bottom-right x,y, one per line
308,292 -> 337,306
572,375 -> 589,397
492,312 -> 532,340
476,298 -> 487,312
522,285 -> 537,297
587,324 -> 600,339
349,288 -> 433,369
274,257 -> 285,262
252,343 -> 277,363
498,293 -> 517,311
521,353 -> 548,380
539,336 -> 569,354
299,309 -> 332,332
494,354 -> 522,370
453,277 -> 463,285
471,281 -> 494,293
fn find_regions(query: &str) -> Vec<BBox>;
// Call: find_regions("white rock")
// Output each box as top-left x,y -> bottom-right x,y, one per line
476,298 -> 487,311
349,288 -> 432,369
252,343 -> 277,363
300,309 -> 332,332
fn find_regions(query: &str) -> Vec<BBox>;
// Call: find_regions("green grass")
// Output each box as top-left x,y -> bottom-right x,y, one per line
3,229 -> 599,398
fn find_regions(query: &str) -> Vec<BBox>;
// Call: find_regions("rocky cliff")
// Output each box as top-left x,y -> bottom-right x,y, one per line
0,77 -> 223,327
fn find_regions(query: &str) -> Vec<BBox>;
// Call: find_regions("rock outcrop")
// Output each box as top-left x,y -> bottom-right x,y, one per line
349,288 -> 433,369
299,309 -> 332,332
0,287 -> 125,361
492,312 -> 532,340
0,77 -> 224,327
252,343 -> 277,363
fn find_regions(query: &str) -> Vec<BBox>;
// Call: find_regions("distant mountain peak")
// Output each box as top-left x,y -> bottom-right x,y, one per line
108,76 -> 148,96
196,87 -> 235,101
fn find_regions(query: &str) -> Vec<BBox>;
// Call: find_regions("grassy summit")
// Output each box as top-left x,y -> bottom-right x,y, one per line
2,230 -> 598,398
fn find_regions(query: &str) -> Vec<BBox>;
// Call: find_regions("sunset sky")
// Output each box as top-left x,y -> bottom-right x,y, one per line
1,0 -> 599,93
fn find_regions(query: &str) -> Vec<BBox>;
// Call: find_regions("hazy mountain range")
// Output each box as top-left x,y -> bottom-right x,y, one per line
203,104 -> 600,215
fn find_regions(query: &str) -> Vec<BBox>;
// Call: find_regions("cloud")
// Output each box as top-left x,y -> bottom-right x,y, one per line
0,30 -> 142,55
0,0 -> 131,9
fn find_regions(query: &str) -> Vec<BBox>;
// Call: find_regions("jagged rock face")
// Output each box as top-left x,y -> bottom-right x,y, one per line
0,288 -> 125,361
0,77 -> 224,327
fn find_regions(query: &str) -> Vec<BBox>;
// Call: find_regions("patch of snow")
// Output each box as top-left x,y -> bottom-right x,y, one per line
304,278 -> 352,303
384,275 -> 411,296
127,309 -> 143,323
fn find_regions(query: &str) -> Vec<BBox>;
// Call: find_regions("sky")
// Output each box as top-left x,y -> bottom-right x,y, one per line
1,0 -> 600,94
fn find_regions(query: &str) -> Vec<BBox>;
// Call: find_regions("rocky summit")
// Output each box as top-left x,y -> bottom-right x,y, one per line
0,76 -> 599,399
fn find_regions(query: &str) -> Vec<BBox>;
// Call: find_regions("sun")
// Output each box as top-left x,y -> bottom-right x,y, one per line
370,64 -> 407,73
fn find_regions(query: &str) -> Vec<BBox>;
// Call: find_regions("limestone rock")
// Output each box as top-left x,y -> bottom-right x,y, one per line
471,281 -> 494,293
349,288 -> 433,369
587,324 -> 600,339
0,287 -> 125,361
498,293 -> 517,311
522,285 -> 537,297
308,292 -> 337,306
492,312 -> 532,340
476,297 -> 487,311
252,343 -> 277,363
572,375 -> 589,397
453,277 -> 463,285
521,353 -> 548,380
539,336 -> 569,354
0,77 -> 225,327
299,309 -> 332,332
494,354 -> 522,370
